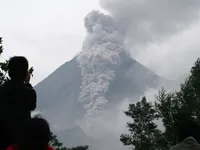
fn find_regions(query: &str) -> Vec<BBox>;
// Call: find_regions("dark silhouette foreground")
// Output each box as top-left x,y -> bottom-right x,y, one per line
7,116 -> 53,150
0,56 -> 37,148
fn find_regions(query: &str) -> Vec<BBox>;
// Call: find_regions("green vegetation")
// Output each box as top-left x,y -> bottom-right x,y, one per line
121,58 -> 200,150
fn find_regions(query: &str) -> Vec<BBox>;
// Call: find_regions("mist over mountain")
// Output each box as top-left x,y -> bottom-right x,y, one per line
35,52 -> 164,119
35,53 -> 164,150
34,10 -> 169,150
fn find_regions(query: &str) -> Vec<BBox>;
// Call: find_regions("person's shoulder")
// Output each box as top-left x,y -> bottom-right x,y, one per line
7,145 -> 17,150
169,144 -> 181,150
22,83 -> 35,92
170,143 -> 200,150
48,146 -> 54,150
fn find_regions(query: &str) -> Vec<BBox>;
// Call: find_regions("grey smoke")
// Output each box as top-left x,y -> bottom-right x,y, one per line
100,0 -> 200,46
78,11 -> 129,115
77,0 -> 200,116
99,0 -> 200,82
32,2 -> 200,150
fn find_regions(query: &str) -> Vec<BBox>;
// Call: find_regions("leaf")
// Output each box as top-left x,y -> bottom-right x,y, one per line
29,67 -> 34,77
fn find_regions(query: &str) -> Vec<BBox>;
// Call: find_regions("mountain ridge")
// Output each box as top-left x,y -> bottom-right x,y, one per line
34,54 -> 165,150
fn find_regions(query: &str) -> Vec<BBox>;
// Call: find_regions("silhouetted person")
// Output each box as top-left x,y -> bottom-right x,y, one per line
0,56 -> 37,148
170,119 -> 200,150
7,116 -> 54,150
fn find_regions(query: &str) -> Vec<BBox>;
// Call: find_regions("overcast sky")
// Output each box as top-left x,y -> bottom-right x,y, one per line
100,0 -> 200,81
0,0 -> 104,85
1,0 -> 200,85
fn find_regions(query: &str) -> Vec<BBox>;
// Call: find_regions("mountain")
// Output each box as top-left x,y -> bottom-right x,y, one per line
35,54 -> 163,124
34,10 -> 168,150
35,56 -> 83,128
55,126 -> 90,147
34,54 -> 165,149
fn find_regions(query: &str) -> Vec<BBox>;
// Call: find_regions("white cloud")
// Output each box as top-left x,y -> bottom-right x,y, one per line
99,0 -> 200,80
134,20 -> 200,80
0,0 -> 102,85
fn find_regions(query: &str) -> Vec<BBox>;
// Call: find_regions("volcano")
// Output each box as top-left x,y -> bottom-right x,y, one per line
34,10 -> 165,150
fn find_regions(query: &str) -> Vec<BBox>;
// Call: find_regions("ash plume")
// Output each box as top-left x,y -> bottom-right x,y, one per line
78,0 -> 200,116
77,10 -> 129,115
100,0 -> 200,46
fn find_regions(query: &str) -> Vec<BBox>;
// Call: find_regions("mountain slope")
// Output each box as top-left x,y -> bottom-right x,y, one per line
35,56 -> 84,128
34,10 -> 168,150
35,54 -> 164,126
34,53 -> 166,150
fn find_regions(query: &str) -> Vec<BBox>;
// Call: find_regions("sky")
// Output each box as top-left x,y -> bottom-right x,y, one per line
1,0 -> 200,86
0,0 -> 104,85
100,0 -> 200,81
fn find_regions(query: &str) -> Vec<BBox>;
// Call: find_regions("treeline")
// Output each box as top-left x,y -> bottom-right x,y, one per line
120,57 -> 200,150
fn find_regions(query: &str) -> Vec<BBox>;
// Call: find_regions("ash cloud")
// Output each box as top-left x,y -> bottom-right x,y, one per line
100,0 -> 200,46
77,0 -> 200,116
98,0 -> 200,82
55,2 -> 200,150
78,10 -> 129,115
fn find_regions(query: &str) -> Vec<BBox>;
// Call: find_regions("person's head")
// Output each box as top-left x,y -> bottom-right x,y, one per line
8,56 -> 29,81
19,116 -> 51,150
178,119 -> 200,143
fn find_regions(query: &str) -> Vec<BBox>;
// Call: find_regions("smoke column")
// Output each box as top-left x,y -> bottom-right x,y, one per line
78,0 -> 200,116
75,1 -> 200,150
78,10 -> 129,116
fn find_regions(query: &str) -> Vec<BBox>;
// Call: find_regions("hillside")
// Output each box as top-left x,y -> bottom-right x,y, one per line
35,54 -> 164,150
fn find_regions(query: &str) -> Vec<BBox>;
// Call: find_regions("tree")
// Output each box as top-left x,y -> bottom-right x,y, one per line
121,58 -> 200,150
49,133 -> 67,150
120,97 -> 164,150
0,37 -> 2,54
68,146 -> 89,150
155,58 -> 200,147
49,133 -> 89,150
0,37 -> 9,85
176,58 -> 200,119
